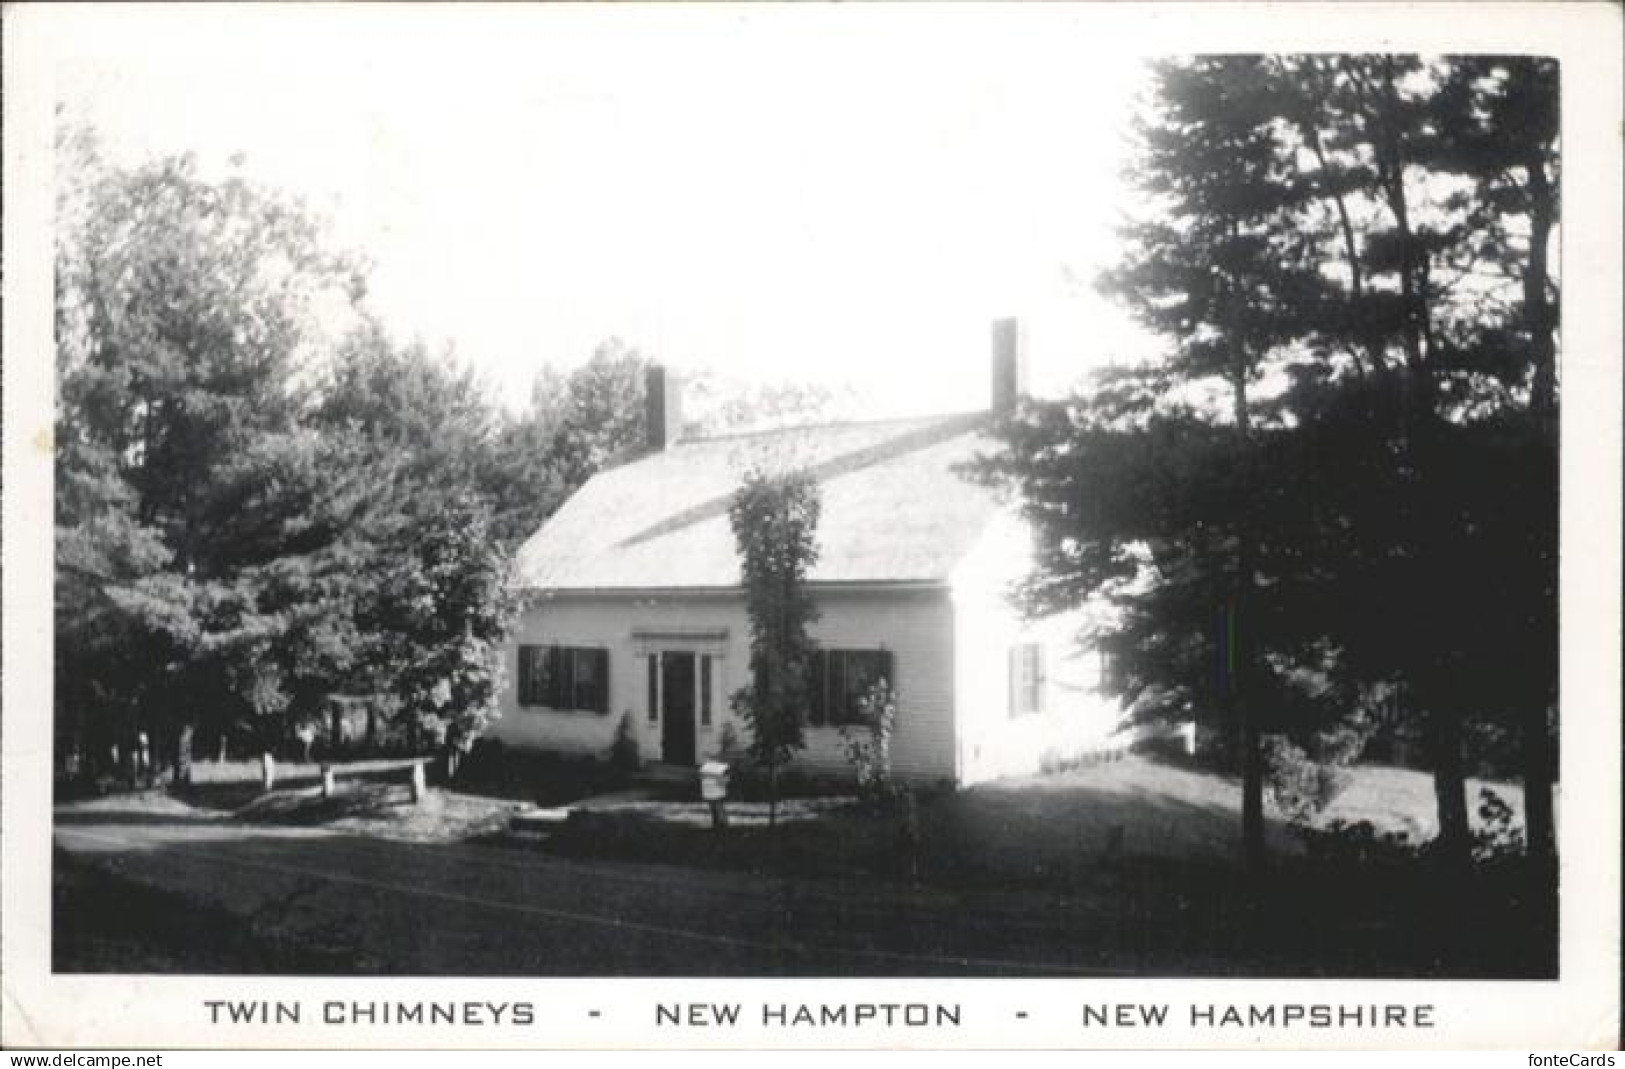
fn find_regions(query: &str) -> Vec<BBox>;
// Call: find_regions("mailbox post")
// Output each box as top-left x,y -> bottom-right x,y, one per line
699,761 -> 730,830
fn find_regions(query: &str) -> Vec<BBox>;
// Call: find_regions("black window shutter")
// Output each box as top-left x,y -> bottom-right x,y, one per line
809,650 -> 827,726
518,646 -> 534,706
831,651 -> 847,724
700,656 -> 712,726
548,646 -> 567,709
829,650 -> 843,725
537,645 -> 555,707
593,648 -> 610,713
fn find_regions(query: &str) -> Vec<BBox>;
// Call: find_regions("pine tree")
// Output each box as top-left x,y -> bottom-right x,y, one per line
55,146 -> 368,773
982,55 -> 1560,872
1277,56 -> 1560,863
1094,56 -> 1322,870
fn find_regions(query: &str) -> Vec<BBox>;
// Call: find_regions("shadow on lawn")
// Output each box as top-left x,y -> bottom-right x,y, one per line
54,808 -> 228,828
513,756 -> 1558,979
451,746 -> 630,807
53,847 -> 359,974
231,782 -> 424,825
522,807 -> 1554,977
175,775 -> 324,812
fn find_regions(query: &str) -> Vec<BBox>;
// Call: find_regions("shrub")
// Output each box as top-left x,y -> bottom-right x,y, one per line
1471,786 -> 1526,860
607,711 -> 641,774
1263,735 -> 1351,824
1300,818 -> 1416,865
716,720 -> 744,761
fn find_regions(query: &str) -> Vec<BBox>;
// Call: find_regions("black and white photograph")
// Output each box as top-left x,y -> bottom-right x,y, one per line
3,0 -> 1620,1051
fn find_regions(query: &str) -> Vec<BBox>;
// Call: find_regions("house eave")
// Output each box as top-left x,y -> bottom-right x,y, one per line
518,579 -> 952,601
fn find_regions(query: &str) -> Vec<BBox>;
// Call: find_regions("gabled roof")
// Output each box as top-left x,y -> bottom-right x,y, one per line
514,412 -> 1007,592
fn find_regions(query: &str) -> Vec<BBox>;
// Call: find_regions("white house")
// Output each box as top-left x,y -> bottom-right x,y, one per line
487,320 -> 1129,787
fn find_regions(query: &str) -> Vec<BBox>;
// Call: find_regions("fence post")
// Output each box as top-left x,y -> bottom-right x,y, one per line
260,752 -> 276,792
321,763 -> 335,799
409,761 -> 426,805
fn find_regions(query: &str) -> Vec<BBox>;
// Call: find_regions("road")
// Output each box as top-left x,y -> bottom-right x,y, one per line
54,799 -> 1153,977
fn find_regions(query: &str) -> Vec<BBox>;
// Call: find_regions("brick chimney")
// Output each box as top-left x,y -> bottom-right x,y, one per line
645,364 -> 683,451
990,317 -> 1028,415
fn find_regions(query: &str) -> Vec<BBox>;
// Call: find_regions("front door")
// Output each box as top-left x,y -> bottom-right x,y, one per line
660,651 -> 697,765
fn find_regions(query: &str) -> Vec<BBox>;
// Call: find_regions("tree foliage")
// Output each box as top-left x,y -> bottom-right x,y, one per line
979,55 -> 1559,866
486,338 -> 653,547
727,468 -> 822,825
53,145 -> 597,776
55,145 -> 372,768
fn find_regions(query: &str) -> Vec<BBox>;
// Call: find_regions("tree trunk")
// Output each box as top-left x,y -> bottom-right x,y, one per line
175,723 -> 194,786
1522,704 -> 1557,861
1429,708 -> 1471,864
1521,145 -> 1559,866
1228,356 -> 1266,875
1240,684 -> 1265,873
768,762 -> 779,829
1524,150 -> 1557,425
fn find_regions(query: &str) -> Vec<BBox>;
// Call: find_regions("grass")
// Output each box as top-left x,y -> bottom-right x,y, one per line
531,753 -> 1540,877
53,847 -> 359,974
115,756 -> 524,843
1318,764 -> 1537,841
449,745 -> 631,806
236,785 -> 523,843
505,753 -> 1556,976
57,752 -> 1558,977
144,750 -> 1548,868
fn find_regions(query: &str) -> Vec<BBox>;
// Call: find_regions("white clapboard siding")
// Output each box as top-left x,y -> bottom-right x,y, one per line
949,512 -> 1130,786
488,587 -> 958,786
797,587 -> 957,787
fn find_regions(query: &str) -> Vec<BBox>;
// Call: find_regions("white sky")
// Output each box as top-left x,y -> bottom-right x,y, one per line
56,5 -> 1162,417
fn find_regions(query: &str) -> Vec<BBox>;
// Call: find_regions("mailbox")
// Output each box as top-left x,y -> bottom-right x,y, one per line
699,761 -> 730,801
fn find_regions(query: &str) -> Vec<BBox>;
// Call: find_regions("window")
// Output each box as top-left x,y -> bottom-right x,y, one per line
518,645 -> 609,713
1097,646 -> 1121,692
808,649 -> 893,727
1009,643 -> 1046,717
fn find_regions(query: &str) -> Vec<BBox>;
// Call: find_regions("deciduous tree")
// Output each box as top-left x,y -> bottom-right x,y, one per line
728,469 -> 822,827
